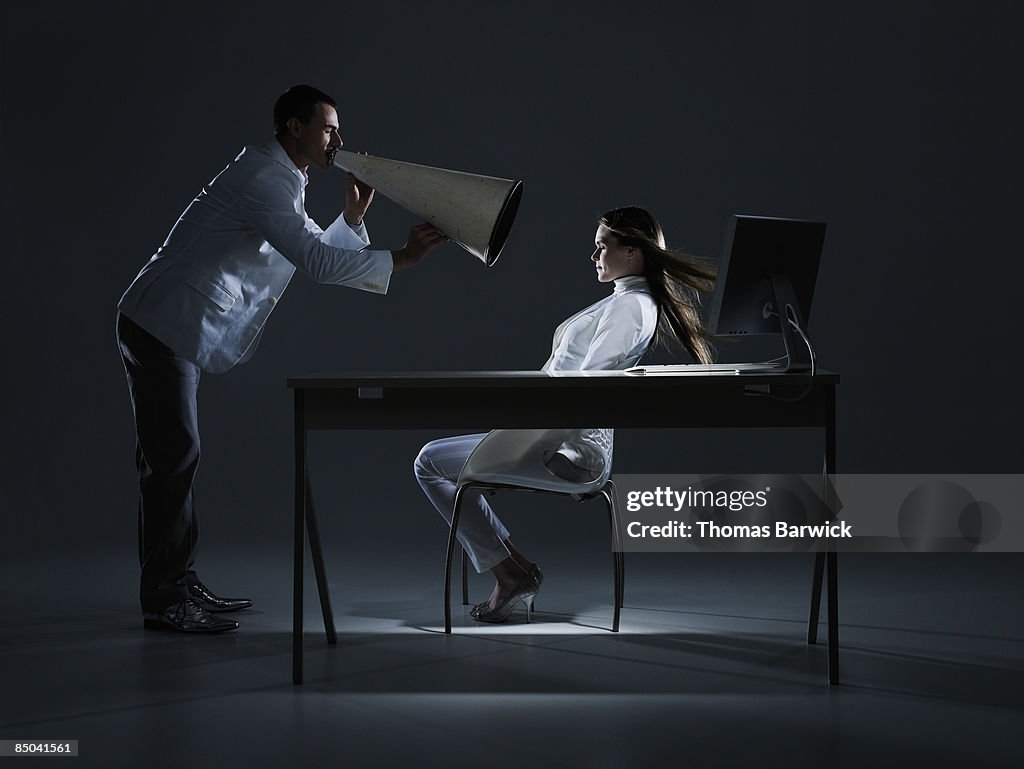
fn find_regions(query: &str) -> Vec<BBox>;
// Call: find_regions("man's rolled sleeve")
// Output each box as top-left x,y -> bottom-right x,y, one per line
323,213 -> 371,248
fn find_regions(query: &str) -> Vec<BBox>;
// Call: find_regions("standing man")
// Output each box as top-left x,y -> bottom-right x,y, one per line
117,85 -> 444,633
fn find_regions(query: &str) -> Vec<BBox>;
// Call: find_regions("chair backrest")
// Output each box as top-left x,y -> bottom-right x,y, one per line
457,428 -> 613,494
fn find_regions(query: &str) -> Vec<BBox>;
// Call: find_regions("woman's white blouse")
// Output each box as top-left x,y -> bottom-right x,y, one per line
530,275 -> 657,481
541,275 -> 658,372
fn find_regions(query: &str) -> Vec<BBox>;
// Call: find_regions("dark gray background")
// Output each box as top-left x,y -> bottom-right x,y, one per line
2,0 -> 1021,559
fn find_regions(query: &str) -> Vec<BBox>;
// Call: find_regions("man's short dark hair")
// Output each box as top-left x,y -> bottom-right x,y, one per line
273,85 -> 337,136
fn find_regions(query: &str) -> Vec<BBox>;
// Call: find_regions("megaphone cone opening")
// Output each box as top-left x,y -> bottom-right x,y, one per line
484,181 -> 523,267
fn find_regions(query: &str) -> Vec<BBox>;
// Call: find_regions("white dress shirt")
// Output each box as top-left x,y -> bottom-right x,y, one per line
118,139 -> 393,373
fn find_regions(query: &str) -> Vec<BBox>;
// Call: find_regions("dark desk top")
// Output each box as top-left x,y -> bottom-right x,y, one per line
287,370 -> 840,390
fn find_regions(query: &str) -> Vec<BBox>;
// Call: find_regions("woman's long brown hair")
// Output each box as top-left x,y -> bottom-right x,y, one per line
599,207 -> 716,364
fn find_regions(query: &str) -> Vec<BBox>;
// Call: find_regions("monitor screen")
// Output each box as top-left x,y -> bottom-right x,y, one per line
708,215 -> 827,337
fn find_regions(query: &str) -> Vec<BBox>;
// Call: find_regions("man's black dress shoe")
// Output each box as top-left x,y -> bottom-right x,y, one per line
143,598 -> 239,633
188,581 -> 253,613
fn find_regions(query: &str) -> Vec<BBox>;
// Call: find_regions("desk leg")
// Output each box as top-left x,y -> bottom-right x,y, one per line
305,473 -> 337,645
806,387 -> 840,685
825,386 -> 839,684
807,548 -> 825,644
827,550 -> 839,685
293,391 -> 306,685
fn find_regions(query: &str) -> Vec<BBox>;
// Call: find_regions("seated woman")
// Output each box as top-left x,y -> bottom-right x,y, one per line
414,206 -> 715,623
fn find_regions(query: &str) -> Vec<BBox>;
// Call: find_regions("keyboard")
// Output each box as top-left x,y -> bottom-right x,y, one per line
625,362 -> 786,375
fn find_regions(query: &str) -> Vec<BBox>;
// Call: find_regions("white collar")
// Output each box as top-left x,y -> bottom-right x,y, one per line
268,138 -> 309,186
612,274 -> 650,294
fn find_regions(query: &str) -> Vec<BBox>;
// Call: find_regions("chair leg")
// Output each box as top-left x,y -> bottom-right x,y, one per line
606,480 -> 625,609
614,548 -> 622,610
611,481 -> 625,618
461,549 -> 469,605
445,485 -> 470,634
602,481 -> 622,632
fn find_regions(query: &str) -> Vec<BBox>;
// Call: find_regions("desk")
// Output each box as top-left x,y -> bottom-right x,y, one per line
287,370 -> 840,685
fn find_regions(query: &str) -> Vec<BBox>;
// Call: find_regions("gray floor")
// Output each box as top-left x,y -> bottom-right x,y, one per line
2,548 -> 1022,768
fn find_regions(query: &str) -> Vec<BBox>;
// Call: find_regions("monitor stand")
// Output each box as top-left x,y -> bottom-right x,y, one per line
768,273 -> 814,373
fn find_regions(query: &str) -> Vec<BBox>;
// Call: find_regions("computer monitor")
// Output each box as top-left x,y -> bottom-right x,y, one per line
707,215 -> 827,372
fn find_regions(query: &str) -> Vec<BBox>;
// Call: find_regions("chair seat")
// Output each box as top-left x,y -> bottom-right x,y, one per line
456,428 -> 611,494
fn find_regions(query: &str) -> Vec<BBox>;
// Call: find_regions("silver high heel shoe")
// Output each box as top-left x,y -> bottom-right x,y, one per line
471,564 -> 544,624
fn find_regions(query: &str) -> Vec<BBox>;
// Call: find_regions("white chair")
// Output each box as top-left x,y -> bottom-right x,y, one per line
443,428 -> 624,633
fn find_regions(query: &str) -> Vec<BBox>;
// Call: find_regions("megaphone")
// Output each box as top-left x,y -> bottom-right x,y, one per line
333,150 -> 523,266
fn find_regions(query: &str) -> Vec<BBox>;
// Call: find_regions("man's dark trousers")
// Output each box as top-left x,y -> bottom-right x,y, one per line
117,312 -> 202,612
